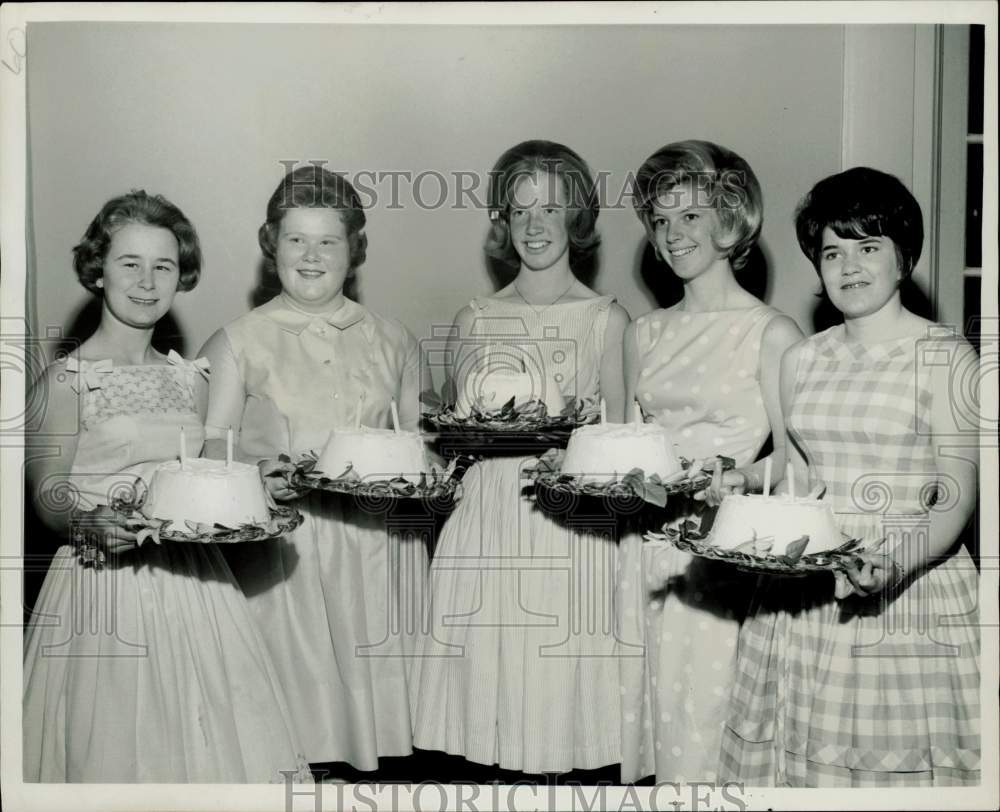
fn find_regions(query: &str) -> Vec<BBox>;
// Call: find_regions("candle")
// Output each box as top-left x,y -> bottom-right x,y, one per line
355,392 -> 365,430
600,398 -> 607,424
633,401 -> 642,427
763,457 -> 772,497
786,461 -> 795,500
179,426 -> 187,470
390,399 -> 401,434
226,426 -> 233,469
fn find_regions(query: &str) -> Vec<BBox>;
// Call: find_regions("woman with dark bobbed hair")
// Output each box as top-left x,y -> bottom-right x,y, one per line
721,167 -> 980,786
200,165 -> 427,773
23,191 -> 310,782
412,140 -> 630,774
616,140 -> 803,783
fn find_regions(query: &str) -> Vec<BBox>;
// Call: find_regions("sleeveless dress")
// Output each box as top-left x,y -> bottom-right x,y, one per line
618,305 -> 783,783
22,354 -> 310,783
211,294 -> 427,770
719,326 -> 981,786
411,295 -> 621,774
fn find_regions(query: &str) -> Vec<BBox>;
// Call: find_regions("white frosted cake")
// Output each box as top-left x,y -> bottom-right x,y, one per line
560,422 -> 682,483
455,369 -> 565,418
317,427 -> 429,485
709,493 -> 843,556
145,458 -> 271,529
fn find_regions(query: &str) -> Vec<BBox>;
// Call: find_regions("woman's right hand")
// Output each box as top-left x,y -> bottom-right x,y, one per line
258,458 -> 301,501
692,459 -> 749,506
72,506 -> 141,556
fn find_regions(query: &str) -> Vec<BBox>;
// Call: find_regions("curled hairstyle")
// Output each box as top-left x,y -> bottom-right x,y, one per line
258,164 -> 368,273
73,190 -> 202,295
632,140 -> 763,272
484,140 -> 600,270
794,167 -> 923,279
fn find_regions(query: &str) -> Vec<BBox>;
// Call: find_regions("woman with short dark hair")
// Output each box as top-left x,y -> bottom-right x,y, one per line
720,167 -> 980,787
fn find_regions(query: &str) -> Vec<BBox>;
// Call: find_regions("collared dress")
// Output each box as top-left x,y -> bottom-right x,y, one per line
411,294 -> 623,774
719,326 -> 980,786
22,353 -> 310,783
617,305 -> 783,784
205,294 -> 426,770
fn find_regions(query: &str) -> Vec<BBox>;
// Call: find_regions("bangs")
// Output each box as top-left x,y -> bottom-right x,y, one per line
499,162 -> 581,214
827,214 -> 887,243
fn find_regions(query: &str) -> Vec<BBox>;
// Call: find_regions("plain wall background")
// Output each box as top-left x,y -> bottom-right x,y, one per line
28,23 -> 864,384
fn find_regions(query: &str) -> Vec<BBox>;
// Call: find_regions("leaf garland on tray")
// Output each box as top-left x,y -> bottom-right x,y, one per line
96,492 -> 304,545
644,518 -> 870,575
522,449 -> 737,508
421,390 -> 600,435
286,451 -> 463,500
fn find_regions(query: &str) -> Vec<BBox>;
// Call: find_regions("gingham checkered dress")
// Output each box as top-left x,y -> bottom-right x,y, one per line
719,326 -> 981,787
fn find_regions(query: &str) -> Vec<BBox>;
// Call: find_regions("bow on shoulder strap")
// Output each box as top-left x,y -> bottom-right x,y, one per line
166,349 -> 211,380
64,358 -> 113,393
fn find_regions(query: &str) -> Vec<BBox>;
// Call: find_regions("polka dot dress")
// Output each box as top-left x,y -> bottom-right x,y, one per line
618,305 -> 784,783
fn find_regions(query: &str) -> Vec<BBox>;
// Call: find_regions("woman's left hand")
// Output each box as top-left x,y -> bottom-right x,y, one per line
834,552 -> 905,599
692,459 -> 747,507
258,458 -> 301,501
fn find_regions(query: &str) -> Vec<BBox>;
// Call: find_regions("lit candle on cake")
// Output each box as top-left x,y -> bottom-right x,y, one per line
179,426 -> 188,471
763,456 -> 772,497
633,401 -> 642,427
390,399 -> 401,434
786,461 -> 795,500
600,398 -> 607,424
226,426 -> 233,470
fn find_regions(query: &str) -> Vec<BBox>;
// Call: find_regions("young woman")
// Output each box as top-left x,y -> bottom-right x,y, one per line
617,140 -> 803,783
720,167 -> 980,786
411,140 -> 630,774
23,191 -> 309,782
200,166 -> 427,772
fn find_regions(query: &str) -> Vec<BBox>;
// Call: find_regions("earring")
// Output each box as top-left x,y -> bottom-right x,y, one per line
96,278 -> 104,289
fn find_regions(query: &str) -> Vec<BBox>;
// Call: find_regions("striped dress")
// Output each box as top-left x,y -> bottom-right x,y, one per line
411,294 -> 622,774
719,326 -> 981,787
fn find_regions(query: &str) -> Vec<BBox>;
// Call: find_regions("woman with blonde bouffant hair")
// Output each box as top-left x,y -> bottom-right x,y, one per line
617,140 -> 803,784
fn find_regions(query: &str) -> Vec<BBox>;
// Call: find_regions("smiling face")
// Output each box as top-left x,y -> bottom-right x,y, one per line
274,207 -> 352,312
99,223 -> 180,329
818,227 -> 902,319
507,171 -> 571,273
649,182 -> 730,281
